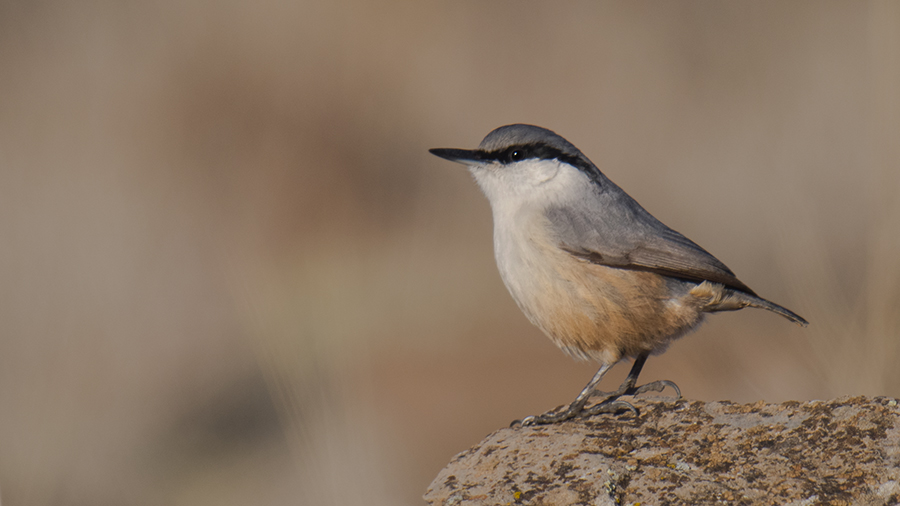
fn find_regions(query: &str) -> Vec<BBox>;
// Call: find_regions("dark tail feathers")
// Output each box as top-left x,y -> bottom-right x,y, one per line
745,295 -> 809,327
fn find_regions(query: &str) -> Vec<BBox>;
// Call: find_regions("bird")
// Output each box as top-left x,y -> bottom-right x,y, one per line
429,124 -> 808,426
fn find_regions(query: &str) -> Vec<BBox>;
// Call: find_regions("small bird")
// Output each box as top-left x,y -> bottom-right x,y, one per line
430,124 -> 808,426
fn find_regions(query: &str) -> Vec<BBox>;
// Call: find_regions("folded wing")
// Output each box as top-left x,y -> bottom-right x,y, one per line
545,184 -> 756,296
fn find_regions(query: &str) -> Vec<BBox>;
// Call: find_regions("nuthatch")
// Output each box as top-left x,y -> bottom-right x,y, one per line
430,124 -> 807,425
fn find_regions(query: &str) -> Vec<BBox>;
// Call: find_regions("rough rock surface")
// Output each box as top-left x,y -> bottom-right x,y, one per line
424,396 -> 900,506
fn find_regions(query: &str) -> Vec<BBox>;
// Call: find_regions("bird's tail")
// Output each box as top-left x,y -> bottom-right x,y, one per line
693,281 -> 808,326
744,295 -> 809,327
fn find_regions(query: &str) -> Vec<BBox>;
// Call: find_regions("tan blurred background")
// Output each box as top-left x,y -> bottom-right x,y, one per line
1,1 -> 898,504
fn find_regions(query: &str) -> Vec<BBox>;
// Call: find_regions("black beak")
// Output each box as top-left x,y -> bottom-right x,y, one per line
428,148 -> 485,163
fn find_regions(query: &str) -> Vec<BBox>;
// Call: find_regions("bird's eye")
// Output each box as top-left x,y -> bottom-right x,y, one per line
508,149 -> 525,162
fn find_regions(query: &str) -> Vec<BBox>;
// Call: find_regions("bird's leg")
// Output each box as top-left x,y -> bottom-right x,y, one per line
583,353 -> 680,418
514,363 -> 636,426
513,354 -> 682,426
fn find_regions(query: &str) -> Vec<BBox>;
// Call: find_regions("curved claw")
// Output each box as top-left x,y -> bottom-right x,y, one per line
630,379 -> 681,399
510,416 -> 535,428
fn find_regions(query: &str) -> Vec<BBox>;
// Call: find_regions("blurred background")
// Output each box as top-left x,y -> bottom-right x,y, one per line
1,1 -> 898,504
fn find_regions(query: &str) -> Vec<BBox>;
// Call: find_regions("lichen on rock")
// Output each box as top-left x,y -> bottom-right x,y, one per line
424,396 -> 900,505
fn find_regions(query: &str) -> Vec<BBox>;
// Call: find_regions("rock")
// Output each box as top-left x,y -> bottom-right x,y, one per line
424,396 -> 900,505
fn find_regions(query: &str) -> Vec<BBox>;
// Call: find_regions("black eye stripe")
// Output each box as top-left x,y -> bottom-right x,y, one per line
481,143 -> 590,171
476,142 -> 604,187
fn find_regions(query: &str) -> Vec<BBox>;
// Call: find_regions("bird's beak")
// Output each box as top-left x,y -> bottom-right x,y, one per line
428,148 -> 485,164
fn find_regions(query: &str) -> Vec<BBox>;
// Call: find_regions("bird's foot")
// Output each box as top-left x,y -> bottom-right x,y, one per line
591,379 -> 681,401
511,397 -> 639,427
570,379 -> 680,422
511,403 -> 580,427
579,399 -> 639,419
630,379 -> 681,399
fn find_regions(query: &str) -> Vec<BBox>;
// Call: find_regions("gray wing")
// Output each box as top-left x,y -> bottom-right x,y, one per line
546,184 -> 756,295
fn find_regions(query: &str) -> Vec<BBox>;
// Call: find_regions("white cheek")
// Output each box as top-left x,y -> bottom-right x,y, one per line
470,159 -> 589,213
526,159 -> 562,184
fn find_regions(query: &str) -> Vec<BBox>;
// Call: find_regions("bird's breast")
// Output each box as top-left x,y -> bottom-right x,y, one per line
491,209 -> 704,362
